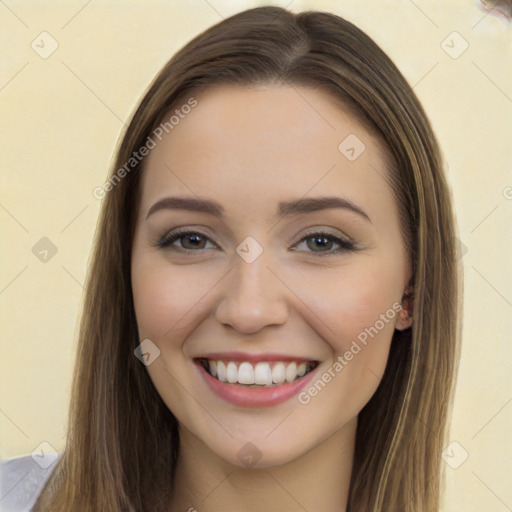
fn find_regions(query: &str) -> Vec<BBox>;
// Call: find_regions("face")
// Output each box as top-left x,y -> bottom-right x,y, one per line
131,84 -> 412,468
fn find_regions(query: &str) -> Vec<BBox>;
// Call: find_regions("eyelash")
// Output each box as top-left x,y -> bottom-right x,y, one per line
154,228 -> 357,256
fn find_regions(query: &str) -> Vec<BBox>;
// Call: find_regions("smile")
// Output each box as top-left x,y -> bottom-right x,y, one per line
194,355 -> 320,407
197,358 -> 318,387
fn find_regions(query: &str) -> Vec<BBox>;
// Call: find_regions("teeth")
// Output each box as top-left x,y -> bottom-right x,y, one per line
238,362 -> 255,385
272,362 -> 286,384
254,362 -> 272,385
208,360 -> 217,378
217,361 -> 226,382
203,359 -> 315,386
226,362 -> 238,383
285,362 -> 297,383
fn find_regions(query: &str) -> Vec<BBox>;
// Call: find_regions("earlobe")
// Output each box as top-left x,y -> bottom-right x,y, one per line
396,291 -> 414,331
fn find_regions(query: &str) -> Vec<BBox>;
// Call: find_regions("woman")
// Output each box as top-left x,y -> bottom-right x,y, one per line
33,6 -> 461,511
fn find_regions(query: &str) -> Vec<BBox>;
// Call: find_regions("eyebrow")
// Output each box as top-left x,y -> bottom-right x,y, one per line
145,196 -> 371,223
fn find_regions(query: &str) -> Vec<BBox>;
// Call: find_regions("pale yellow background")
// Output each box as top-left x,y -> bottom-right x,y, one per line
1,1 -> 511,511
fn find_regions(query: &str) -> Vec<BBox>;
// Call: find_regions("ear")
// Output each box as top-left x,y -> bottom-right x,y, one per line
395,288 -> 414,331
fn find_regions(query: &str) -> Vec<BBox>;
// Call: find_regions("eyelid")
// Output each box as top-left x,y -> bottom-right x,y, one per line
291,230 -> 357,255
296,226 -> 353,242
155,226 -> 358,255
154,227 -> 219,251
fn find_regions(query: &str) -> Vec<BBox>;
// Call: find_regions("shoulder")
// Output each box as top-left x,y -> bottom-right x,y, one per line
0,452 -> 61,512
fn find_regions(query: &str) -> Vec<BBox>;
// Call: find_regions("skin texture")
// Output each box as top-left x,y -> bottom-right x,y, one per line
131,85 -> 413,512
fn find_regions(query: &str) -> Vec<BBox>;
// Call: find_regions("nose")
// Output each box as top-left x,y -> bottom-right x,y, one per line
214,257 -> 289,334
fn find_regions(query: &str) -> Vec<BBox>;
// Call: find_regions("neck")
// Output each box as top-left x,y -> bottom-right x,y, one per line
169,418 -> 356,512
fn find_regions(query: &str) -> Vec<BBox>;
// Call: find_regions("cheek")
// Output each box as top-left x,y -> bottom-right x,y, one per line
298,261 -> 402,345
338,276 -> 399,358
131,257 -> 214,341
289,258 -> 404,408
132,264 -> 178,340
130,256 -> 213,418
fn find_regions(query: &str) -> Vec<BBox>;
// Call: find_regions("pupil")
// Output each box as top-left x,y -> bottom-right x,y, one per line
183,234 -> 205,249
307,236 -> 331,251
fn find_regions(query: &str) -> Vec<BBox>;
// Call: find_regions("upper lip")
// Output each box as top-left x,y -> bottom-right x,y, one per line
193,352 -> 319,363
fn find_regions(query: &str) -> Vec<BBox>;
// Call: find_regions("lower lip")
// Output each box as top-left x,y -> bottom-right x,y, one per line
196,362 -> 317,408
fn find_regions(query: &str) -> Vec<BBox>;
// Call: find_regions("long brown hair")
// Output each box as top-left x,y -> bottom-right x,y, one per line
34,6 -> 462,511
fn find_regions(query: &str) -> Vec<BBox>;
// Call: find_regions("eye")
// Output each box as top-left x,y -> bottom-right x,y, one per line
154,228 -> 356,256
155,229 -> 217,252
293,232 -> 356,255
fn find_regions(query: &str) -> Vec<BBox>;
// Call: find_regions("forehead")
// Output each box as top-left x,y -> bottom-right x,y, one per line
139,84 -> 393,220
